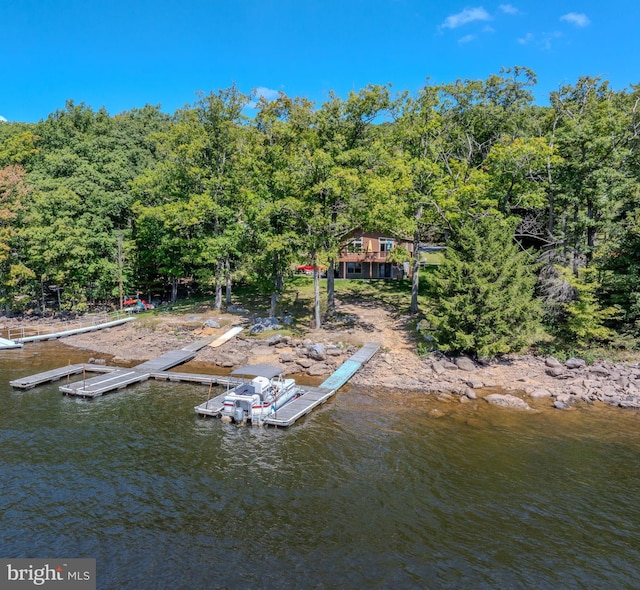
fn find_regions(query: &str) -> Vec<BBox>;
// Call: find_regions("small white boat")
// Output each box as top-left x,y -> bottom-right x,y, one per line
194,364 -> 299,425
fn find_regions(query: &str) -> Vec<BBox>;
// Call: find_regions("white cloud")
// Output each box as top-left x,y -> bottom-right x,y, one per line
0,115 -> 8,123
540,31 -> 563,50
458,34 -> 476,44
500,4 -> 519,15
560,12 -> 590,27
254,86 -> 280,101
518,32 -> 534,45
441,7 -> 491,29
517,31 -> 562,50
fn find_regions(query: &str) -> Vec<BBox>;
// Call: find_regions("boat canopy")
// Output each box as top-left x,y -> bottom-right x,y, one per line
230,364 -> 283,380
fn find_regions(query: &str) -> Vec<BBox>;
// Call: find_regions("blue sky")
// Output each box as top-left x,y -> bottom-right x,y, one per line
1,0 -> 638,123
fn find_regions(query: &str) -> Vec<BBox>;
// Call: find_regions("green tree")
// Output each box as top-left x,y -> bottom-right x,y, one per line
0,165 -> 34,312
252,94 -> 310,316
548,77 -> 633,269
19,101 -> 168,310
427,215 -> 542,358
132,87 -> 254,308
557,266 -> 617,345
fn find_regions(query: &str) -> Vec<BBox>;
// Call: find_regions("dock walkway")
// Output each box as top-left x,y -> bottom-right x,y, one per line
9,330 -> 380,426
261,342 -> 380,427
11,327 -> 244,398
0,336 -> 22,350
10,363 -> 118,390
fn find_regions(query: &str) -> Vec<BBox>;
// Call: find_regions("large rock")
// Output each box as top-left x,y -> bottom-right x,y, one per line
280,352 -> 296,363
546,366 -> 566,378
203,319 -> 220,329
307,363 -> 329,376
554,400 -> 572,410
249,316 -> 283,334
307,343 -> 326,361
619,399 -> 640,409
296,358 -> 313,369
266,334 -> 282,346
545,357 -> 563,368
528,388 -> 552,399
455,357 -> 476,372
565,357 -> 586,369
484,394 -> 532,410
589,365 -> 611,377
326,347 -> 343,356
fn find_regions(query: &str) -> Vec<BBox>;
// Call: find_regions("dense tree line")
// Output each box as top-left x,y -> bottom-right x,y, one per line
1,67 -> 640,356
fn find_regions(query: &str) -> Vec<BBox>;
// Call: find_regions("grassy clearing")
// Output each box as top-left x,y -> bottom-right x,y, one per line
145,275 -> 432,324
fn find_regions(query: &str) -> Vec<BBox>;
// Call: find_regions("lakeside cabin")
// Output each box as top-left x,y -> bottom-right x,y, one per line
336,230 -> 414,280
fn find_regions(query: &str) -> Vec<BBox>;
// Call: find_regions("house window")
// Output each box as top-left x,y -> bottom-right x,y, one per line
347,238 -> 363,253
379,238 -> 395,252
347,262 -> 362,274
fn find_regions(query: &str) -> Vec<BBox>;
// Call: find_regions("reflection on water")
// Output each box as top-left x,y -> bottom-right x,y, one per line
1,343 -> 640,589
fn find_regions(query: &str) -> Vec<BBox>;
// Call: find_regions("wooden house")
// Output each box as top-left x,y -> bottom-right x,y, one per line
336,230 -> 413,279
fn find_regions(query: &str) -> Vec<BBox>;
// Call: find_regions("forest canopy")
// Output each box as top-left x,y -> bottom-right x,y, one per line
2,67 -> 640,355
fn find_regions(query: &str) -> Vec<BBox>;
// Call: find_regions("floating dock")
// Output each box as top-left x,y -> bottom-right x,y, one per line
262,343 -> 380,427
194,342 -> 381,427
0,336 -> 22,349
10,327 -> 244,398
9,363 -> 118,390
3,315 -> 136,345
9,329 -> 380,427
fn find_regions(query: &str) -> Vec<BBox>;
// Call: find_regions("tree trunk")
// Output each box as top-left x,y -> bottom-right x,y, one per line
410,255 -> 420,314
269,292 -> 279,318
225,255 -> 232,305
171,277 -> 178,303
326,258 -> 335,316
41,279 -> 46,313
410,207 -> 423,314
269,252 -> 282,317
586,199 -> 596,266
313,253 -> 321,328
117,232 -> 124,310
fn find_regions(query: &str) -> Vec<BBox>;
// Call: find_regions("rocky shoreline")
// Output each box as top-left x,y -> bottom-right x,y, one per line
363,352 -> 640,411
4,307 -> 640,412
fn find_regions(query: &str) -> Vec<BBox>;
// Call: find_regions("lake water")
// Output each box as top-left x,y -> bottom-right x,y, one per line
1,343 -> 640,589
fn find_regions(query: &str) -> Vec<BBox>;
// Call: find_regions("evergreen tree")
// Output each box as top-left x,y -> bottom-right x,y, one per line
427,215 -> 542,358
